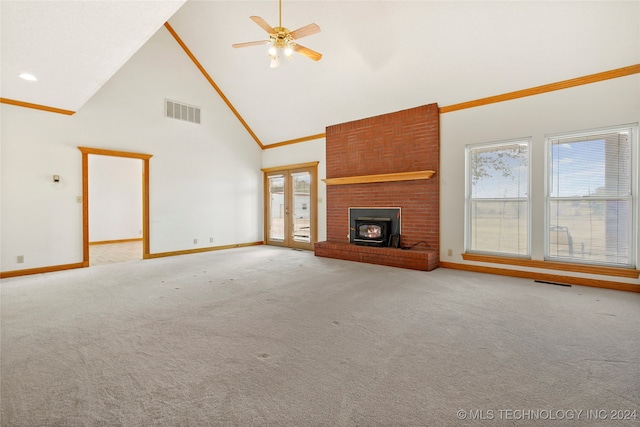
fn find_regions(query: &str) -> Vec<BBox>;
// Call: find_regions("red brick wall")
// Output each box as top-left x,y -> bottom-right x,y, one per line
324,103 -> 439,251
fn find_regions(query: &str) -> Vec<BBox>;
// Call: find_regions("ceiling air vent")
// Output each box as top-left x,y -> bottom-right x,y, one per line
165,99 -> 201,124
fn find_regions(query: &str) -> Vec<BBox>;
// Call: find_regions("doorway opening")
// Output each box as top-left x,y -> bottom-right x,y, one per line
88,155 -> 142,265
78,147 -> 153,266
262,162 -> 318,250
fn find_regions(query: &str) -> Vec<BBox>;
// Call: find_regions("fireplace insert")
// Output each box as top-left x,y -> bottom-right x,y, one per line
353,217 -> 391,247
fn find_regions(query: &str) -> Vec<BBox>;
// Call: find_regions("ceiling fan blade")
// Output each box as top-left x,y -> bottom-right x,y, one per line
292,43 -> 322,61
290,23 -> 320,40
232,40 -> 269,48
250,16 -> 275,34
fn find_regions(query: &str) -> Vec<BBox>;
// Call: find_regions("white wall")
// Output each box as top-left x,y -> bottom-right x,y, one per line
0,26 -> 262,272
266,76 -> 640,285
440,75 -> 640,284
88,155 -> 142,242
261,139 -> 327,242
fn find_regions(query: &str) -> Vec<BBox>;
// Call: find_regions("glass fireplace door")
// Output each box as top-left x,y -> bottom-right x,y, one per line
263,163 -> 317,250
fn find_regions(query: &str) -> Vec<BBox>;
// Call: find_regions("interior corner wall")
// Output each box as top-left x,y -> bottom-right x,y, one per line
439,74 -> 640,285
0,26 -> 262,273
262,75 -> 639,286
261,139 -> 327,242
88,155 -> 143,243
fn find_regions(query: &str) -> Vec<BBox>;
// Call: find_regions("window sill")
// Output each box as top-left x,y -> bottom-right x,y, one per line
461,253 -> 639,279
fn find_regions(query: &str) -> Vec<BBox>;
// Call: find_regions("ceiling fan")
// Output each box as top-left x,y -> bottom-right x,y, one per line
232,0 -> 322,68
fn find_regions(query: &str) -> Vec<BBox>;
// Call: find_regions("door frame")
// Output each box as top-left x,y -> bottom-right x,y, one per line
78,146 -> 153,266
262,161 -> 319,250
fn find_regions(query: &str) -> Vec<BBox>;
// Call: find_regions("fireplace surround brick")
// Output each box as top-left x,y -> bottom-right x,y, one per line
314,241 -> 439,271
315,103 -> 440,271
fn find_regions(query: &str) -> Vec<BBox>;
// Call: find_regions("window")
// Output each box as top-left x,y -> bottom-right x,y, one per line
466,140 -> 530,256
547,126 -> 636,267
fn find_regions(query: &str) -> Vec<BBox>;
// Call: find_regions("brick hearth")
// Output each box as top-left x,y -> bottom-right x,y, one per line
315,103 -> 440,271
314,241 -> 438,271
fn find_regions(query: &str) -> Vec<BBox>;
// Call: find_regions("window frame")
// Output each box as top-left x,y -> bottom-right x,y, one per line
465,138 -> 532,257
544,124 -> 638,268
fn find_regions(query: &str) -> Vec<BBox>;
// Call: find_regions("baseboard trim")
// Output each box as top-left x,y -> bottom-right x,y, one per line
461,253 -> 639,278
1,242 -> 264,278
0,262 -> 85,279
439,261 -> 640,293
145,241 -> 264,259
90,238 -> 143,245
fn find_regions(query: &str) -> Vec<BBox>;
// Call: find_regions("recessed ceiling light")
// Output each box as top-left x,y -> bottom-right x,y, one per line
19,73 -> 38,81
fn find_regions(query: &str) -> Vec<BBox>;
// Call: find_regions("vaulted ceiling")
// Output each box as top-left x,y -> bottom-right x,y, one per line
0,1 -> 185,112
2,1 -> 638,146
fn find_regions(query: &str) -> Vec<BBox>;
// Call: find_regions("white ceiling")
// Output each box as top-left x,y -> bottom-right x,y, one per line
0,0 -> 185,111
2,1 -> 639,146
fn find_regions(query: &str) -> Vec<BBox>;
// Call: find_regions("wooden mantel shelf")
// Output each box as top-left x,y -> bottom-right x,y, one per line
322,170 -> 435,186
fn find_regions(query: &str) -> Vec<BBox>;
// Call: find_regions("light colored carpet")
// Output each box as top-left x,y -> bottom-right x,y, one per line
1,246 -> 639,426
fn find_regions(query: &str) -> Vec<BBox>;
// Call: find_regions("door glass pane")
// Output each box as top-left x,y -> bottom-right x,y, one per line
291,172 -> 311,243
268,175 -> 285,242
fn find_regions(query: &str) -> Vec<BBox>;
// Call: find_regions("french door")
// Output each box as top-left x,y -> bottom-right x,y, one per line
263,162 -> 318,250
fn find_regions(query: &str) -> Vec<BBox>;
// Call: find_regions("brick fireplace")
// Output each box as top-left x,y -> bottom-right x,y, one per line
314,103 -> 439,271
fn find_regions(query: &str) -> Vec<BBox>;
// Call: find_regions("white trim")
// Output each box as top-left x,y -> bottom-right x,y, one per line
544,124 -> 638,268
465,138 -> 531,257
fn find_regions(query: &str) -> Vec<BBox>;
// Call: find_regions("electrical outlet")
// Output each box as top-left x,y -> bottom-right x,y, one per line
17,255 -> 24,263
209,237 -> 213,243
447,249 -> 453,257
193,239 -> 198,244
76,196 -> 82,203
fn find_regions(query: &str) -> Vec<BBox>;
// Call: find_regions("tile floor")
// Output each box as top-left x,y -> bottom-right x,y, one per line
89,241 -> 142,266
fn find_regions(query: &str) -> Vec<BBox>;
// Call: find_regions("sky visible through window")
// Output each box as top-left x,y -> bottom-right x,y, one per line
472,134 -> 629,199
551,139 -> 606,198
471,144 -> 528,199
546,132 -> 633,265
551,133 -> 630,198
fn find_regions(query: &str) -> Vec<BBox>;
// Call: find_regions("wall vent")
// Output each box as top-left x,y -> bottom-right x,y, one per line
165,99 -> 201,124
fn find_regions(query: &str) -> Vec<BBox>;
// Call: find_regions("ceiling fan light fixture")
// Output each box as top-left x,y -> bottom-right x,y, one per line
284,45 -> 294,58
233,0 -> 322,67
268,45 -> 278,58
